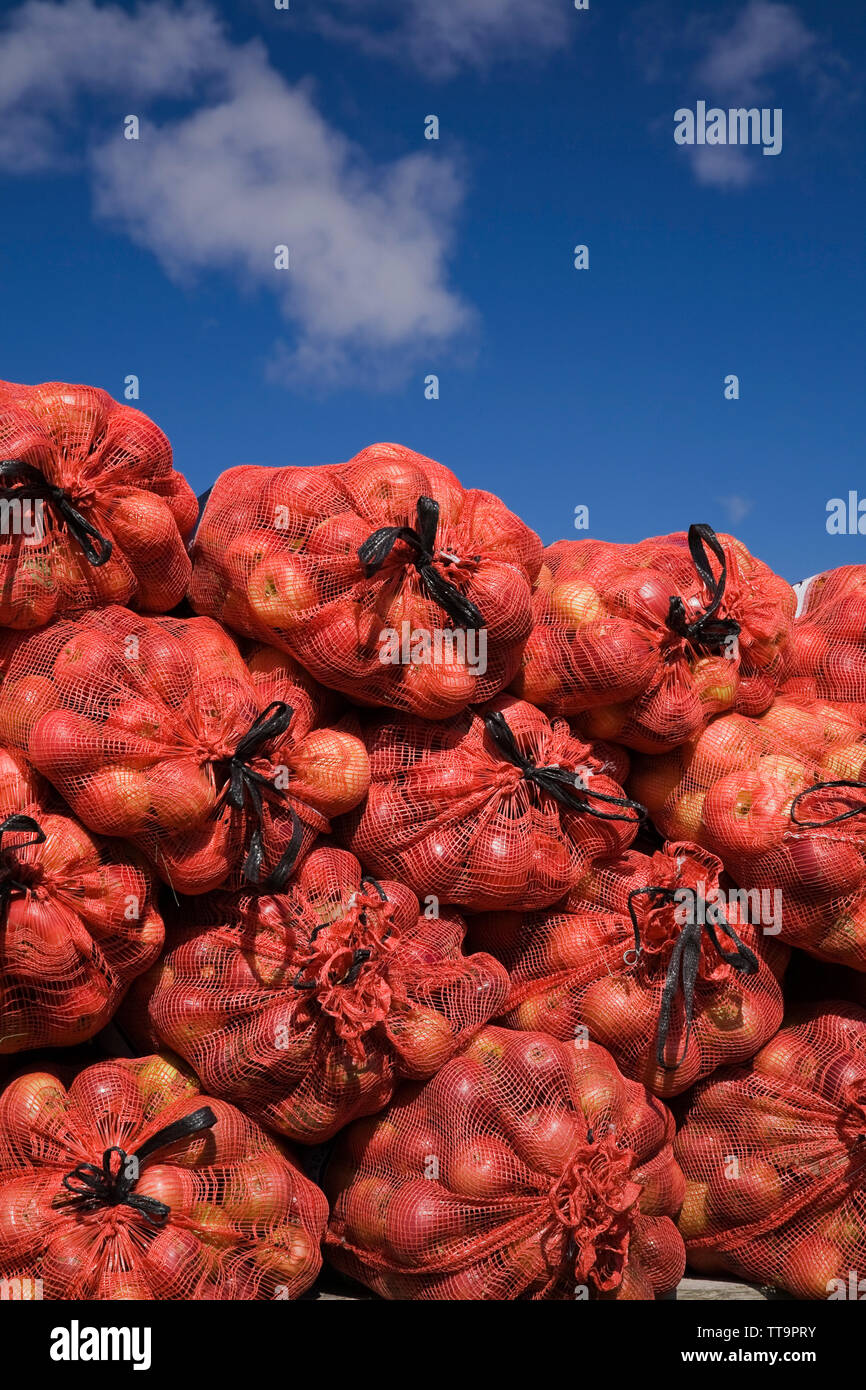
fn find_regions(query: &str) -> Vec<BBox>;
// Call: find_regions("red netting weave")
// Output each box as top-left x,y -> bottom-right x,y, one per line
0,380 -> 197,625
0,745 -> 163,1052
512,529 -> 795,753
129,845 -> 510,1144
630,695 -> 866,969
335,694 -> 643,912
0,1053 -> 327,1299
785,566 -> 866,702
470,840 -> 788,1097
189,443 -> 543,719
674,1003 -> 866,1299
0,610 -> 369,894
325,1026 -> 686,1299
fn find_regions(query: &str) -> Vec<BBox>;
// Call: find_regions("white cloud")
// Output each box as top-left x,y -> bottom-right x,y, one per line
0,0 -> 471,385
91,64 -> 469,383
681,2 -> 817,188
0,0 -> 227,168
690,144 -> 756,189
717,494 -> 754,525
695,1 -> 815,101
628,1 -> 844,190
313,0 -> 571,79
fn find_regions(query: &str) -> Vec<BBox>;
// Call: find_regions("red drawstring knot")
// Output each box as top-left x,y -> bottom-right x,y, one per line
629,843 -> 727,981
292,886 -> 403,1060
546,1132 -> 642,1295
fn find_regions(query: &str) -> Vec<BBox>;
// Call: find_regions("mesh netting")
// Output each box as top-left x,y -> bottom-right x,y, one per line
470,840 -> 788,1099
584,737 -> 631,789
335,694 -> 643,912
629,695 -> 866,969
512,528 -> 795,754
189,443 -> 543,719
126,845 -> 510,1145
0,745 -> 163,1052
674,1002 -> 866,1298
324,1026 -> 686,1299
0,609 -> 370,895
0,381 -> 197,627
0,1052 -> 328,1299
785,566 -> 866,702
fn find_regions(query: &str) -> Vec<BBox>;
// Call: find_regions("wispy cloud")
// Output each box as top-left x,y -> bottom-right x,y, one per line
694,1 -> 816,102
0,0 -> 472,386
0,0 -> 227,169
717,494 -> 754,525
312,0 -> 572,79
690,145 -> 754,188
626,1 -> 848,189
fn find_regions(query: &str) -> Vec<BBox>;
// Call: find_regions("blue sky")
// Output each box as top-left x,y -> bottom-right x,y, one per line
0,0 -> 863,581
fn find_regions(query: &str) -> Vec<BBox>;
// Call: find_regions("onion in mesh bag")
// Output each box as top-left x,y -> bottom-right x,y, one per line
674,1003 -> 866,1299
0,1052 -> 327,1299
0,610 -> 369,894
0,745 -> 163,1052
337,694 -> 644,912
128,844 -> 510,1144
513,526 -> 795,753
0,380 -> 197,626
471,839 -> 787,1097
325,1026 -> 686,1299
189,444 -> 543,719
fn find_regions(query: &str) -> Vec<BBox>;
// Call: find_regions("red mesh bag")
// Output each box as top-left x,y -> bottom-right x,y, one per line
675,1003 -> 866,1299
785,565 -> 866,701
0,1052 -> 327,1299
127,845 -> 510,1145
0,608 -> 370,894
324,1026 -> 686,1299
583,736 -> 631,789
0,746 -> 163,1052
470,840 -> 787,1098
512,526 -> 795,753
336,694 -> 644,912
0,381 -> 197,627
189,444 -> 543,719
630,695 -> 866,969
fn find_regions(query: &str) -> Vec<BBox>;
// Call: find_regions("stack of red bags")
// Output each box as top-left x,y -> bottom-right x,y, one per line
2,384 -> 863,1304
